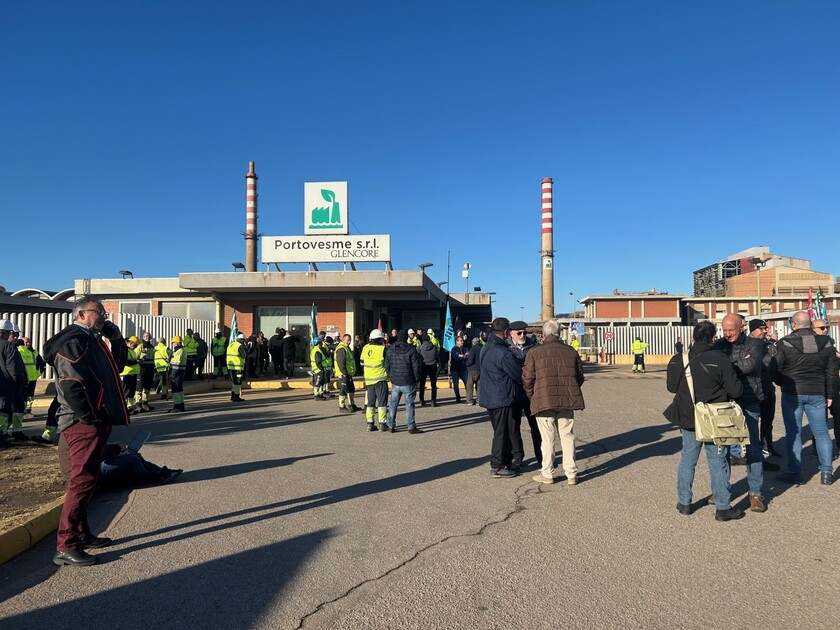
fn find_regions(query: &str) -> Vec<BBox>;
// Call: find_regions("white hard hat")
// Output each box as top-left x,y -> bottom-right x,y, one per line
407,328 -> 415,334
369,329 -> 385,340
0,319 -> 13,332
237,333 -> 246,340
11,323 -> 20,334
427,328 -> 434,334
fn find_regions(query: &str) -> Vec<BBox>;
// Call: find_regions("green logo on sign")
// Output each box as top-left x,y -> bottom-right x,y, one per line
308,189 -> 344,230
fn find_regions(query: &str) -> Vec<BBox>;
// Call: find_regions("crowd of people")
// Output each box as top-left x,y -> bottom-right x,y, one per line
666,311 -> 839,522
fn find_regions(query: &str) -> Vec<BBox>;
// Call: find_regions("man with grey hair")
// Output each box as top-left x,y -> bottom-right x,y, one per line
771,310 -> 839,485
522,319 -> 585,485
43,296 -> 129,566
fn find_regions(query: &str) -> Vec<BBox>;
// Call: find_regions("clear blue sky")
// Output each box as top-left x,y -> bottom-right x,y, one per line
2,1 -> 838,321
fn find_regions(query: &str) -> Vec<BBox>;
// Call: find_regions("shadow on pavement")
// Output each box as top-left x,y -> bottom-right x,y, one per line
0,530 -> 332,629
580,423 -> 680,480
106,456 -> 486,555
177,453 -> 333,484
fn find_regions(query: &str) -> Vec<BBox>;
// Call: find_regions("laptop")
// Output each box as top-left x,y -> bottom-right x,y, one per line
126,429 -> 152,454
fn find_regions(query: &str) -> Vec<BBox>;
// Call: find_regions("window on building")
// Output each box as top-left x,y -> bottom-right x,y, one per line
255,306 -> 313,364
120,301 -> 151,315
160,301 -> 216,320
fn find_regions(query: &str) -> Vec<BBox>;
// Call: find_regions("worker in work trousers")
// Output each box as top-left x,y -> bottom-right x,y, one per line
361,329 -> 389,431
226,333 -> 247,402
169,336 -> 187,412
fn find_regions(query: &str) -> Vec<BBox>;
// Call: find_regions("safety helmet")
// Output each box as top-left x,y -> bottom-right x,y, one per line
171,335 -> 183,343
236,333 -> 246,341
369,329 -> 385,341
0,319 -> 13,332
127,335 -> 139,343
12,322 -> 21,334
427,328 -> 434,334
407,328 -> 415,334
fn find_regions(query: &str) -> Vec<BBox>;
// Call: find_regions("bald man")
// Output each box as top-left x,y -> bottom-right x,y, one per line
714,313 -> 768,511
771,311 -> 839,485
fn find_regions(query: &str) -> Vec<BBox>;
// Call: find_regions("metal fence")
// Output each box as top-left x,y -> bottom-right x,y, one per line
1,311 -> 218,378
594,326 -> 695,356
2,311 -> 74,379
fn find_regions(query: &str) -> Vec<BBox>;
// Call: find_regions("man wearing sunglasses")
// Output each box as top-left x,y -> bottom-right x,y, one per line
771,311 -> 839,485
43,296 -> 130,566
811,319 -> 840,456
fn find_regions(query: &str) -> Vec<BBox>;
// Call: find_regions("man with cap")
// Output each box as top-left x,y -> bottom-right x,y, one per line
507,320 -> 541,468
771,310 -> 839,485
361,329 -> 390,430
749,319 -> 780,457
168,336 -> 187,413
226,333 -> 247,402
479,317 -> 523,478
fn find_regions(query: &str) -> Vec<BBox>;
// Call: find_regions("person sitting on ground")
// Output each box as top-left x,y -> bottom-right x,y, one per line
58,438 -> 182,490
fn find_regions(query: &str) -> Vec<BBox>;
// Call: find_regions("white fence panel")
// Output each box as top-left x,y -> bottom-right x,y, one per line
3,311 -> 74,379
118,314 -> 218,373
596,325 -> 694,356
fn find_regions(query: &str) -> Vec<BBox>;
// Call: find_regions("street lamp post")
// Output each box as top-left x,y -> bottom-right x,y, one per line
463,262 -> 471,304
520,306 -> 525,321
569,291 -> 576,318
752,257 -> 767,316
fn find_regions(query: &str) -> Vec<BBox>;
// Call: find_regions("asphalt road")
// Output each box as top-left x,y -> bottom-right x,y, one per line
1,366 -> 838,629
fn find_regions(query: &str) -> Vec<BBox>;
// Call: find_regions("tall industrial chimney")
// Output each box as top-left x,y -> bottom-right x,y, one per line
245,161 -> 258,272
540,177 -> 555,321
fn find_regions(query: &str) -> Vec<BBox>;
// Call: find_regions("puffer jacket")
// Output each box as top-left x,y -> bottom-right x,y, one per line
478,333 -> 522,409
665,342 -> 743,430
713,332 -> 765,405
43,323 -> 130,432
522,335 -> 585,415
771,328 -> 840,397
0,339 -> 27,398
388,341 -> 422,386
419,340 -> 439,366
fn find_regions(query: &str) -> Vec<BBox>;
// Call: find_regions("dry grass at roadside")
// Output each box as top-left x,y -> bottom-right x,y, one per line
0,442 -> 65,533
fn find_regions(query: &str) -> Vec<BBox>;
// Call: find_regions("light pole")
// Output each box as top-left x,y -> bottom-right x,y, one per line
520,306 -> 525,321
569,291 -> 576,318
752,257 -> 767,316
419,262 -> 433,272
463,262 -> 471,304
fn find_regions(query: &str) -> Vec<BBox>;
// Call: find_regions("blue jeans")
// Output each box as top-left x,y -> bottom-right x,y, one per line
741,403 -> 764,496
781,393 -> 833,474
677,429 -> 731,509
388,384 -> 417,429
451,369 -> 467,401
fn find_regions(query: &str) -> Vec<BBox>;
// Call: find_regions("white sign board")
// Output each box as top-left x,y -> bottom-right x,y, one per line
261,235 -> 391,264
304,182 -> 348,235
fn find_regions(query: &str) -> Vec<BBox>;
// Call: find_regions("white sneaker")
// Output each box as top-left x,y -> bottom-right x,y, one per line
532,474 -> 555,484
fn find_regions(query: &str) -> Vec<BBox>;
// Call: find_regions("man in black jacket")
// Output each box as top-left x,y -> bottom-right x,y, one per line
43,296 -> 130,566
0,319 -> 27,447
666,320 -> 744,521
386,330 -> 423,433
771,310 -> 839,485
714,313 -> 768,512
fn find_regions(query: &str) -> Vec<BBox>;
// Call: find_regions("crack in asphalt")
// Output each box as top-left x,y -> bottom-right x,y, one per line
296,482 -> 542,629
296,433 -> 619,628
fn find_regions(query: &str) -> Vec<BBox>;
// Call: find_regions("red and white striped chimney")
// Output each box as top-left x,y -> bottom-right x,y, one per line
540,177 -> 555,321
245,161 -> 258,272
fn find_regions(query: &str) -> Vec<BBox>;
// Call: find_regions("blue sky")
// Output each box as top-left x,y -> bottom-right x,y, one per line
2,1 -> 838,321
